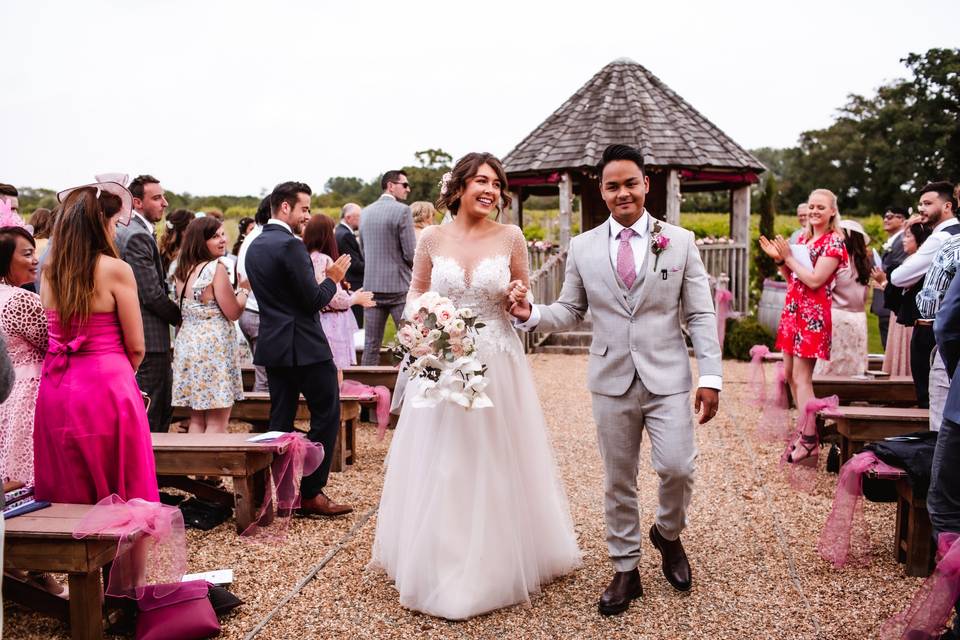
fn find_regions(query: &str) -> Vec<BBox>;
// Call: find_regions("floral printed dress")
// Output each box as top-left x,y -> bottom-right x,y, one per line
172,259 -> 244,410
775,232 -> 848,360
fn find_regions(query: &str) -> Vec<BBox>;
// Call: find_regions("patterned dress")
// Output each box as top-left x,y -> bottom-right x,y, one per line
0,285 -> 47,484
172,259 -> 243,410
775,232 -> 848,360
311,251 -> 359,369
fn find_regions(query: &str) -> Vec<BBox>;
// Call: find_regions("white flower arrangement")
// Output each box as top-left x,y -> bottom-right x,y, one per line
391,292 -> 492,410
438,172 -> 453,196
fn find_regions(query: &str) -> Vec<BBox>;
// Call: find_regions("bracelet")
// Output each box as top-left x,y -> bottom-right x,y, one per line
774,259 -> 785,266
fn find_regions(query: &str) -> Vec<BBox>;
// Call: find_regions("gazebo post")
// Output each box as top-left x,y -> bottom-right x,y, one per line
665,169 -> 681,226
506,188 -> 521,226
731,185 -> 751,311
558,172 -> 572,247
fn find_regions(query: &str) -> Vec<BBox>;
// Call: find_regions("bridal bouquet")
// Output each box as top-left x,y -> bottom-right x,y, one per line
392,292 -> 493,410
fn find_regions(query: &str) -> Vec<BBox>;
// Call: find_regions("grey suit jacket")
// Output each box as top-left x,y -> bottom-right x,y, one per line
115,215 -> 181,353
359,195 -> 416,294
535,218 -> 722,397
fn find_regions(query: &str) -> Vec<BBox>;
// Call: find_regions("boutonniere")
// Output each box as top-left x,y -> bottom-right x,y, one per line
651,221 -> 670,272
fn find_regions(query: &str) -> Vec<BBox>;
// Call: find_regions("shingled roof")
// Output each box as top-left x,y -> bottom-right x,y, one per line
504,58 -> 765,176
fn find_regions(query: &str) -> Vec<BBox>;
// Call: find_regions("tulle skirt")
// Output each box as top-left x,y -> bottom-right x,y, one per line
369,348 -> 581,620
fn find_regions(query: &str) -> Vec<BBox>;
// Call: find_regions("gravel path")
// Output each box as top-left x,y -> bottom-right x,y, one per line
4,355 -> 923,639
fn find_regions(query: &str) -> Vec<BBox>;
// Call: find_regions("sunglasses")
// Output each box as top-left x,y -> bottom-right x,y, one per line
392,181 -> 411,189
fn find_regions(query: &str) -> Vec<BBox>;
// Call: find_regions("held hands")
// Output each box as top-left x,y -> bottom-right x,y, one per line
870,267 -> 887,287
326,255 -> 351,284
694,387 -> 720,425
353,288 -> 376,308
506,279 -> 531,322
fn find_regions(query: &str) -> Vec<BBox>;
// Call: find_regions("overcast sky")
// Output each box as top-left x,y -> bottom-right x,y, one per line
3,0 -> 958,196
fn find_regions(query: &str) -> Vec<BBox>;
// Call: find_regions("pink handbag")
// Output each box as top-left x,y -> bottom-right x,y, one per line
135,580 -> 220,640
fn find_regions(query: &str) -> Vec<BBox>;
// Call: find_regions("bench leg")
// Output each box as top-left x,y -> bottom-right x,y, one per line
895,495 -> 908,563
68,571 -> 103,640
345,417 -> 355,466
839,436 -> 851,466
233,470 -> 269,534
905,501 -> 934,577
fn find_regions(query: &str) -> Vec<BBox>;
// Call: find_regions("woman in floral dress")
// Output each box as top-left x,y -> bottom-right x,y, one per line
760,188 -> 847,465
171,217 -> 248,433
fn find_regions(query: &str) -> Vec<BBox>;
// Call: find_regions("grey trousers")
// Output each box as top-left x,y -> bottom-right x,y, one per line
361,292 -> 405,366
929,350 -> 949,432
238,310 -> 268,392
592,374 -> 697,572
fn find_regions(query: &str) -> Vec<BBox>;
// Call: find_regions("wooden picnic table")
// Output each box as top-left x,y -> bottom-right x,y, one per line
152,432 -> 289,534
3,503 -> 139,640
764,351 -> 884,371
241,363 -> 399,392
170,392 -> 361,472
812,375 -> 916,406
819,405 -> 929,464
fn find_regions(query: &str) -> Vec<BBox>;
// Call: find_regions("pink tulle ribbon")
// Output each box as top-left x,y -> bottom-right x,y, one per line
748,345 -> 770,407
242,433 -> 323,539
880,532 -> 960,639
341,379 -> 392,440
780,395 -> 840,492
757,360 -> 791,442
818,451 -> 903,568
71,494 -> 186,600
715,288 -> 734,350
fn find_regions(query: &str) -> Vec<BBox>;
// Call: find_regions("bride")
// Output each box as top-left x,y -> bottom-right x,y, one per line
369,152 -> 581,620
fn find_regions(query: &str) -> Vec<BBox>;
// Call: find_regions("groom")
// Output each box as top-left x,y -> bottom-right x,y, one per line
510,144 -> 722,615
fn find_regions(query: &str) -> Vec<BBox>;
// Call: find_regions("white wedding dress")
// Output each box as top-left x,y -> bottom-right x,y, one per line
369,224 -> 581,620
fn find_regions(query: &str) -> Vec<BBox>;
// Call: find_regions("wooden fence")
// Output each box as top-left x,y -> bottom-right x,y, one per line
696,243 -> 749,312
520,249 -> 567,353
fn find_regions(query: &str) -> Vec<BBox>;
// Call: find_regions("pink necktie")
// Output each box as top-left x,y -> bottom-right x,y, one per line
617,228 -> 637,288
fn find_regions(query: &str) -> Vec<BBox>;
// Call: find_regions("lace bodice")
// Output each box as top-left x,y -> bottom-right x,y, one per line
0,285 -> 47,367
409,224 -> 529,357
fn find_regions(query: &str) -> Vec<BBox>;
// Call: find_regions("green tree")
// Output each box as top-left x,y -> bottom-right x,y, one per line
400,147 -> 453,204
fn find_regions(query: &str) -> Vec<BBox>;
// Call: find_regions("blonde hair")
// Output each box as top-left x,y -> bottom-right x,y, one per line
806,188 -> 841,236
410,201 -> 438,229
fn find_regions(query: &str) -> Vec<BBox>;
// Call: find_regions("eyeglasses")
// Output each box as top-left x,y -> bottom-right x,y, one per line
392,181 -> 411,189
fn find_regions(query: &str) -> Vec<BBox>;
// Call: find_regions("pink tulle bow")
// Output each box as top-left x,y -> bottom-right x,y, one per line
780,395 -> 840,492
880,533 -> 960,639
756,361 -> 790,442
818,451 -> 903,568
43,334 -> 88,386
715,288 -> 734,350
748,345 -> 771,407
340,379 -> 392,440
71,494 -> 187,600
242,433 -> 323,539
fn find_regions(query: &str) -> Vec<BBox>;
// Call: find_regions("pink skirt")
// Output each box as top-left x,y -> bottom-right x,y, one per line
882,312 -> 912,377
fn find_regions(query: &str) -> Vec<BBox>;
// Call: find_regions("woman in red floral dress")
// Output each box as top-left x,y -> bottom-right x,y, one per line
760,189 -> 847,465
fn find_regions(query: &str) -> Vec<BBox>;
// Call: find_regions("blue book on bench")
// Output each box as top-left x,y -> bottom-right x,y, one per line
3,499 -> 51,519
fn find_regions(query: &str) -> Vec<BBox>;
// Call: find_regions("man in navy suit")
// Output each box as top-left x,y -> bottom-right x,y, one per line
245,181 -> 353,516
932,249 -> 960,638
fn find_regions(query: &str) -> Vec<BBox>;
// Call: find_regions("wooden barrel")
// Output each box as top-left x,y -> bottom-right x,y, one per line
758,279 -> 788,334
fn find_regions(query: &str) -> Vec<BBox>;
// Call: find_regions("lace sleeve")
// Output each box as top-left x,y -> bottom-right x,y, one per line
409,226 -> 436,298
508,225 -> 530,287
2,291 -> 48,352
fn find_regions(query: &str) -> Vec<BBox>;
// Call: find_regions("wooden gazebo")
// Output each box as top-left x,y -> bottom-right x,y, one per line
503,58 -> 765,311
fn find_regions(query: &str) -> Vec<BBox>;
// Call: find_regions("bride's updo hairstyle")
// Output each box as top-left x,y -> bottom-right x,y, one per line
435,152 -> 513,217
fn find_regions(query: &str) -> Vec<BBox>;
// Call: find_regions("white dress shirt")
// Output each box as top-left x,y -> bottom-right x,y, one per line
891,218 -> 960,287
883,228 -> 904,252
516,211 -> 721,391
236,224 -> 263,312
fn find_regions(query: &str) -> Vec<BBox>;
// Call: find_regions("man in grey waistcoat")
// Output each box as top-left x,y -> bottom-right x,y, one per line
510,144 -> 722,616
359,170 -> 416,365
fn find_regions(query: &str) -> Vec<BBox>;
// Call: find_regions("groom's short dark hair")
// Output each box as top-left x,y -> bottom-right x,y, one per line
598,144 -> 645,177
269,181 -> 312,215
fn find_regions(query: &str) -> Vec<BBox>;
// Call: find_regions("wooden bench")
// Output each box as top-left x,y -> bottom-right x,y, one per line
763,351 -> 885,371
241,363 -> 399,392
818,406 -> 929,464
152,433 -> 288,534
3,503 -> 141,640
865,467 -> 933,577
780,374 -> 917,408
170,392 -> 361,473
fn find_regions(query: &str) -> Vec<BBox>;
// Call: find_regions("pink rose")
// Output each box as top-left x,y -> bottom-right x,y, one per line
655,235 -> 670,250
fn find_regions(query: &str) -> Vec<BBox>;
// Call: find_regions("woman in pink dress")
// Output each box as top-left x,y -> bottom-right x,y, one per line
759,189 -> 847,466
0,224 -> 45,485
302,214 -> 375,382
33,179 -> 159,504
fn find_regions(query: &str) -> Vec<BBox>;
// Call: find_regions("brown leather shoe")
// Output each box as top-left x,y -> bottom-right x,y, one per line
597,569 -> 643,616
649,525 -> 692,591
298,493 -> 353,516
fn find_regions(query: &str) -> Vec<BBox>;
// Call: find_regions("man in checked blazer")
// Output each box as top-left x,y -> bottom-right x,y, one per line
359,170 -> 416,365
115,174 -> 181,433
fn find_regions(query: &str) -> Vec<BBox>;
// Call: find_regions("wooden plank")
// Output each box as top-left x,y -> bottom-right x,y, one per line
665,169 -> 681,226
68,570 -> 104,640
812,375 -> 916,406
152,432 -> 287,453
342,365 -> 399,390
823,406 -> 929,463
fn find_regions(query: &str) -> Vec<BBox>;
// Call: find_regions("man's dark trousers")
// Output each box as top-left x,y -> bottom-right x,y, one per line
266,361 -> 340,497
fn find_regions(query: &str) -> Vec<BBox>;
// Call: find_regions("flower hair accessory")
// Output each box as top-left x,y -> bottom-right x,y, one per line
438,172 -> 453,196
651,221 -> 670,272
164,220 -> 174,230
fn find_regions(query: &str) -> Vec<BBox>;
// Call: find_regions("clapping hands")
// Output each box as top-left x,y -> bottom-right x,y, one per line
759,235 -> 790,263
325,254 -> 351,284
506,280 -> 531,321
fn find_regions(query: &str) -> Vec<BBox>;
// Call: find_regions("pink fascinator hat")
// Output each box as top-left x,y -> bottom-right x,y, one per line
57,173 -> 133,226
0,198 -> 30,232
